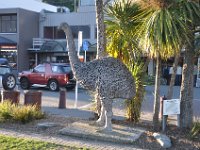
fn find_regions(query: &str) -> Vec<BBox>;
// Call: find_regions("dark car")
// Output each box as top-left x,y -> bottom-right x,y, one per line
19,63 -> 75,91
0,65 -> 16,90
0,58 -> 8,65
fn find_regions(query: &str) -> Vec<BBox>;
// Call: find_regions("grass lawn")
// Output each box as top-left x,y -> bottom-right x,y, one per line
0,134 -> 89,150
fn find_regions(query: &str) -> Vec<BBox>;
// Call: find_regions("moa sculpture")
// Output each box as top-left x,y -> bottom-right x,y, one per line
59,22 -> 136,132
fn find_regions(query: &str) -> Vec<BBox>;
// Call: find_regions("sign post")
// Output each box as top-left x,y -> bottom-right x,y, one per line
74,31 -> 82,108
82,40 -> 89,63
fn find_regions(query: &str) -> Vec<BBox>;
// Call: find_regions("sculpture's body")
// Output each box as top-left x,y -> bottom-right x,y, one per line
59,22 -> 136,132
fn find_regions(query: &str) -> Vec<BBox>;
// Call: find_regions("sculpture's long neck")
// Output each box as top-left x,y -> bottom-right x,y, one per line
62,24 -> 81,69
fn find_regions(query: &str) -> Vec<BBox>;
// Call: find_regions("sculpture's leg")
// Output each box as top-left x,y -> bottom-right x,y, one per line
103,99 -> 113,132
96,99 -> 105,126
95,92 -> 101,117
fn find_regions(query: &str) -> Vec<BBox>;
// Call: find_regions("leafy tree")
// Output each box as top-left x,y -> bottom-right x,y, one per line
42,0 -> 75,12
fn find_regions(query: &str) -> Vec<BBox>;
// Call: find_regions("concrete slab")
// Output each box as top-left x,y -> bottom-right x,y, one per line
59,121 -> 146,144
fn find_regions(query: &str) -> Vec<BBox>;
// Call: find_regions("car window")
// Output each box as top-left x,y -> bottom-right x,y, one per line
52,65 -> 63,73
0,67 -> 10,74
62,66 -> 71,73
51,65 -> 71,73
34,65 -> 45,73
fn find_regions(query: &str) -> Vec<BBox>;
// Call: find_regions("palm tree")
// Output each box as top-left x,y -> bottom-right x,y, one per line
174,1 -> 200,128
135,0 -> 196,130
105,0 -> 147,122
138,0 -> 200,130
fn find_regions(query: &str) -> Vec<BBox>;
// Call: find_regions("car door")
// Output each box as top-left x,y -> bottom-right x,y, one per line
29,64 -> 46,85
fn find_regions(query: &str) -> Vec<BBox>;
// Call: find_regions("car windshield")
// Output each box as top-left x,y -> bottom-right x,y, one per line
0,67 -> 11,75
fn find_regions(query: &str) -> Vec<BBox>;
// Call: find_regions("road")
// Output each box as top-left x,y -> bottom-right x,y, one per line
17,85 -> 92,108
142,85 -> 200,118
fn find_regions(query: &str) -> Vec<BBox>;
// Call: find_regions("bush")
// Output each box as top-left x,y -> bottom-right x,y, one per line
0,101 -> 45,123
190,119 -> 200,139
144,75 -> 155,85
0,101 -> 16,121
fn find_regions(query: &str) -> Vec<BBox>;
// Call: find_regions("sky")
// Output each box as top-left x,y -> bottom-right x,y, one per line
0,0 -> 57,12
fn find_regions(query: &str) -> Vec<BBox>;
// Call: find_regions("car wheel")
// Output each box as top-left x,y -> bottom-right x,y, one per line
2,74 -> 16,90
20,77 -> 30,89
48,80 -> 59,91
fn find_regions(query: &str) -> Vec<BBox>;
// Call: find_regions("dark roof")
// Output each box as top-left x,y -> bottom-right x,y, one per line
0,36 -> 16,46
40,40 -> 66,52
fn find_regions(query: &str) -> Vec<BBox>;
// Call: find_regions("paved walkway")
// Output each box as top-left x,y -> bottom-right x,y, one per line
0,128 -> 145,150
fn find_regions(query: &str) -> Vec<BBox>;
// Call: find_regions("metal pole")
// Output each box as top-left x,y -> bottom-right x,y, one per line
35,53 -> 38,66
84,51 -> 86,63
177,114 -> 180,127
74,31 -> 82,108
162,115 -> 167,132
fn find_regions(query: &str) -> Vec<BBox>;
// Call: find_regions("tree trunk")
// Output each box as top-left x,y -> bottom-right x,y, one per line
167,55 -> 179,99
95,0 -> 106,116
180,43 -> 194,128
153,55 -> 162,131
95,0 -> 107,59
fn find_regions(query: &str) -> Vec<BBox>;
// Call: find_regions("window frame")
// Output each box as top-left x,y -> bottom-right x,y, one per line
0,14 -> 17,33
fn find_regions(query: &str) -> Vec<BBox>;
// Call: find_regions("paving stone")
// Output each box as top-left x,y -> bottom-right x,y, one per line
59,120 -> 146,144
153,132 -> 172,148
37,122 -> 60,129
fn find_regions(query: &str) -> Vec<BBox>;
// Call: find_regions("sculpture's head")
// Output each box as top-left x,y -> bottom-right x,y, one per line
57,22 -> 69,31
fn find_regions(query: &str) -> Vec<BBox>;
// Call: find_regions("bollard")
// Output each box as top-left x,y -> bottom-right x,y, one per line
2,90 -> 20,104
59,88 -> 66,109
24,91 -> 42,110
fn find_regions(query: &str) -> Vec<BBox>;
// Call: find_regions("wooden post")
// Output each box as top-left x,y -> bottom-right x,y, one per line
24,91 -> 42,110
2,90 -> 20,104
59,88 -> 66,109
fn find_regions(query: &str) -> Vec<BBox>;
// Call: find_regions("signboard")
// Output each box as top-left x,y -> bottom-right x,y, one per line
163,99 -> 180,115
82,40 -> 89,51
196,57 -> 200,87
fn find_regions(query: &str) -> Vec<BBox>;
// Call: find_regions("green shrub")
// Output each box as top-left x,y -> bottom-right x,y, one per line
190,119 -> 200,139
0,101 -> 45,123
144,75 -> 167,85
0,101 -> 16,121
126,62 -> 146,123
144,75 -> 155,85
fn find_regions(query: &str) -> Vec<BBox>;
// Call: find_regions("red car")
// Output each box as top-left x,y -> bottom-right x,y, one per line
19,63 -> 75,91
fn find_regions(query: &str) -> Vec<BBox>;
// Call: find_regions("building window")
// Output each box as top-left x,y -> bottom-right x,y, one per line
80,0 -> 95,6
44,25 -> 90,39
44,27 -> 54,39
0,14 -> 17,33
71,26 -> 90,39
